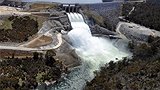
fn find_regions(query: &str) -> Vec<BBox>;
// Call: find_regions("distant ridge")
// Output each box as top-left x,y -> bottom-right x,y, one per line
103,0 -> 145,2
22,0 -> 102,4
0,0 -> 4,4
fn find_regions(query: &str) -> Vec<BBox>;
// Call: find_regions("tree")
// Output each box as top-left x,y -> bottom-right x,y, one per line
33,52 -> 39,60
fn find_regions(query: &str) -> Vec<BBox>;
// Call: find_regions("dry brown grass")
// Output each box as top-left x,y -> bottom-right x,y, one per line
25,35 -> 53,48
28,3 -> 58,12
0,18 -> 13,30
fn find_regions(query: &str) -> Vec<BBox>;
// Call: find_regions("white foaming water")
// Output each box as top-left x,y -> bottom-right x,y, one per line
51,13 -> 130,90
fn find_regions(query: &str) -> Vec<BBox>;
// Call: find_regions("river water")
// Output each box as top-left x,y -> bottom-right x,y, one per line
47,13 -> 131,90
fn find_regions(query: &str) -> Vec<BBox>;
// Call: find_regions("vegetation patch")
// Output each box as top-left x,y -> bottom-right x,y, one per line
122,1 -> 160,31
0,51 -> 66,90
0,18 -> 13,30
85,37 -> 160,90
0,16 -> 38,42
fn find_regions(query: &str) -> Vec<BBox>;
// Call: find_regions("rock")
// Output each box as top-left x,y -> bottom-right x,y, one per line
38,20 -> 64,34
117,22 -> 160,42
55,36 -> 81,69
61,30 -> 68,35
50,10 -> 65,17
59,17 -> 71,31
49,10 -> 71,31
49,14 -> 71,31
91,24 -> 117,36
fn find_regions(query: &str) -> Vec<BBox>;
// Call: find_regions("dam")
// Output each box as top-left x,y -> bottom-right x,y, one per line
0,2 -> 131,90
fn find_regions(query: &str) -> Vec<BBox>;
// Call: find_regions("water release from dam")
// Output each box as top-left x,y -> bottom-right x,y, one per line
48,13 -> 131,90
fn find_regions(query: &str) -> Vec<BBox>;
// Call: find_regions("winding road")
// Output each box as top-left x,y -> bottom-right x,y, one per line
0,33 -> 63,51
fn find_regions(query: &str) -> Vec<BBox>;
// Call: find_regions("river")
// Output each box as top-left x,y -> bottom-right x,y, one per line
45,13 -> 131,90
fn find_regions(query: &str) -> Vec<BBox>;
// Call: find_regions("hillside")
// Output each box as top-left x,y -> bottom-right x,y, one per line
82,2 -> 122,31
85,36 -> 160,90
122,0 -> 160,31
85,1 -> 160,89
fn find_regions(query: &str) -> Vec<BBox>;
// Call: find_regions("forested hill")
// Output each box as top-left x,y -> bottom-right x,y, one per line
122,0 -> 160,31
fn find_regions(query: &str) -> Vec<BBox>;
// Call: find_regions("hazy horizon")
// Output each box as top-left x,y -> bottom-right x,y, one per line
22,0 -> 102,3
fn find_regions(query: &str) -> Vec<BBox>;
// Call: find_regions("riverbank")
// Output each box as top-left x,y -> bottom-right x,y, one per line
85,1 -> 160,89
85,36 -> 160,90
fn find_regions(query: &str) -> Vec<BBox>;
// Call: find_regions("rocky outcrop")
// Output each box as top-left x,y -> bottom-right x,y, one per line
49,11 -> 71,31
38,20 -> 64,34
55,35 -> 81,69
91,24 -> 117,36
39,13 -> 71,34
82,2 -> 122,31
59,16 -> 71,31
117,22 -> 160,42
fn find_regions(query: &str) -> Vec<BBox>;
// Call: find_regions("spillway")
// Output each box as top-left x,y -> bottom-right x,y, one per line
50,13 -> 131,90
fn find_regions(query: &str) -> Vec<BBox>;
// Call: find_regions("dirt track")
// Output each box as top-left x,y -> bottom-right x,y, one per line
0,6 -> 31,16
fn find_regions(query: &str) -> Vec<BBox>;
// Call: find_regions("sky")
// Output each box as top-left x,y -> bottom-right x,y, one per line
22,0 -> 102,3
